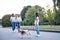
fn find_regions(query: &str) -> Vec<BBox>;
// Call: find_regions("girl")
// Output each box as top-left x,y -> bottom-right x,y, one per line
34,12 -> 40,37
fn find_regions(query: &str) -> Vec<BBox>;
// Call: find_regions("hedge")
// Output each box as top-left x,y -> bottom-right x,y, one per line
2,14 -> 11,27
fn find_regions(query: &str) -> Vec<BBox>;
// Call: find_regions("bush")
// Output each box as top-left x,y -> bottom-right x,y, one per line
39,20 -> 49,25
21,19 -> 34,26
2,14 -> 11,27
0,19 -> 2,24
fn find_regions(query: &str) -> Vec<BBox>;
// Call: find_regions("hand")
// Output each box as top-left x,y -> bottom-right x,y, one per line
34,25 -> 36,29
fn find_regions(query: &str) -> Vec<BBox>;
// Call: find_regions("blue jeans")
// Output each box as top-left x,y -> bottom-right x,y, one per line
11,22 -> 16,31
16,22 -> 21,31
35,24 -> 40,35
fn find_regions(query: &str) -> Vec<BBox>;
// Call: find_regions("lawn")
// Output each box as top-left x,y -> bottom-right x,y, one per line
20,25 -> 60,31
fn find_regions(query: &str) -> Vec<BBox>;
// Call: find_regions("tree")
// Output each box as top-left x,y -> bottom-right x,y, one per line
54,9 -> 60,25
24,5 -> 44,25
53,0 -> 60,25
44,9 -> 55,25
2,14 -> 11,27
21,6 -> 31,21
52,0 -> 57,13
57,0 -> 60,8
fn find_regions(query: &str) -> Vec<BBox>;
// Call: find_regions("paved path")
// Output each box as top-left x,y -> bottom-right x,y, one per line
0,28 -> 60,40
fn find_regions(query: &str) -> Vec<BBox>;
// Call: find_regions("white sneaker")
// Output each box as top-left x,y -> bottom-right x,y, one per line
37,35 -> 40,37
36,34 -> 40,37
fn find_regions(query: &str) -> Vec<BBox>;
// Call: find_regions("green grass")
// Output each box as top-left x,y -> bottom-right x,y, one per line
40,25 -> 60,31
20,25 -> 60,31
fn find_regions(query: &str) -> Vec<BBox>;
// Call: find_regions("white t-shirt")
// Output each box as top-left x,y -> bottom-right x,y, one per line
16,17 -> 22,22
34,17 -> 39,24
10,16 -> 16,22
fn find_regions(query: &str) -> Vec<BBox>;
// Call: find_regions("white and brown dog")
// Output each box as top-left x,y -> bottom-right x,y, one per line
19,29 -> 31,38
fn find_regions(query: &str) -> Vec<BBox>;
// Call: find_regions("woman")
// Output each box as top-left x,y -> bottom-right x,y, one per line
10,14 -> 16,31
34,12 -> 40,37
16,15 -> 22,32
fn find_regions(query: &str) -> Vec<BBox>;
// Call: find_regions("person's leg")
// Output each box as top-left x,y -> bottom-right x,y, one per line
36,24 -> 40,36
11,22 -> 15,31
17,22 -> 20,32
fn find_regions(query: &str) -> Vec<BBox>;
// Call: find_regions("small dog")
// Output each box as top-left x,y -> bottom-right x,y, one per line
19,30 -> 26,35
19,29 -> 31,36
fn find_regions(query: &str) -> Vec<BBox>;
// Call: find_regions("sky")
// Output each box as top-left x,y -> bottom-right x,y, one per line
0,0 -> 53,19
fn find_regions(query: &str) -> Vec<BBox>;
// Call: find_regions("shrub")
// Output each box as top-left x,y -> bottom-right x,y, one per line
2,14 -> 11,27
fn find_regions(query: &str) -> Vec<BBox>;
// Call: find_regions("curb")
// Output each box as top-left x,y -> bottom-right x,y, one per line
40,30 -> 60,33
25,29 -> 60,33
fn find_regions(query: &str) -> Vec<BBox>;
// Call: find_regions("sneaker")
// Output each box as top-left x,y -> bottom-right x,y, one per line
11,31 -> 15,33
37,35 -> 40,37
36,34 -> 40,37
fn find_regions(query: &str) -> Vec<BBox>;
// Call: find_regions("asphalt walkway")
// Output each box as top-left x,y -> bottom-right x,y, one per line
0,28 -> 60,40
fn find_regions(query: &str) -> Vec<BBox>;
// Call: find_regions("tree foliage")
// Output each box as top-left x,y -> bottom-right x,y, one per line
24,5 -> 43,25
57,0 -> 60,8
21,6 -> 31,21
53,0 -> 60,25
54,9 -> 60,25
0,19 -> 2,24
44,9 -> 55,25
52,0 -> 57,12
2,14 -> 11,27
